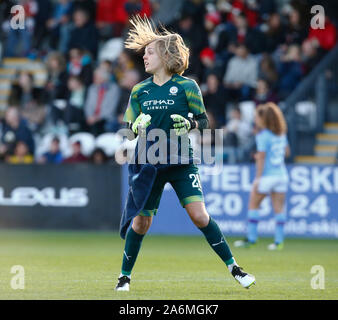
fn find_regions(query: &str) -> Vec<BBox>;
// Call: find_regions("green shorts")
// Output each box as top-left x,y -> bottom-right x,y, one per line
139,164 -> 204,217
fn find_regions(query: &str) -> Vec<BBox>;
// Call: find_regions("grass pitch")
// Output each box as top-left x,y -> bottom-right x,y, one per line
0,230 -> 337,300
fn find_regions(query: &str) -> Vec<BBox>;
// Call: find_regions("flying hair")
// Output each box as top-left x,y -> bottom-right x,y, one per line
125,15 -> 190,75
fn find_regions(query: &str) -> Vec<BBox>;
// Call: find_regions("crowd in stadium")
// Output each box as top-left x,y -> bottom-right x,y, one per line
0,0 -> 337,164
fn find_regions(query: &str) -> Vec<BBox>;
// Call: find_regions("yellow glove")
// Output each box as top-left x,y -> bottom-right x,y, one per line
170,114 -> 192,136
132,113 -> 152,135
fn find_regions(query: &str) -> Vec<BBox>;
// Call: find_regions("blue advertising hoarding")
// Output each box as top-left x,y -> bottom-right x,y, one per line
121,164 -> 338,238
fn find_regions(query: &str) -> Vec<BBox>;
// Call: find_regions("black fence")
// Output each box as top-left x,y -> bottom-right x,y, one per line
283,44 -> 338,159
0,164 -> 121,230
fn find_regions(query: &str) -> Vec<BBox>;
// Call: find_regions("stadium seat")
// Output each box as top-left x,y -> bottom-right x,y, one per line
98,38 -> 123,62
117,137 -> 138,151
69,132 -> 96,156
239,101 -> 255,125
295,101 -> 317,130
95,132 -> 124,156
114,137 -> 138,164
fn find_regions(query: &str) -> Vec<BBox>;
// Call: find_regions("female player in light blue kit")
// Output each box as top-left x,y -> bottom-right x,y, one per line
235,102 -> 290,250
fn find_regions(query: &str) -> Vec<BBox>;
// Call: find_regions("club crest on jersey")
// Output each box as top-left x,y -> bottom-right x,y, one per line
169,86 -> 178,96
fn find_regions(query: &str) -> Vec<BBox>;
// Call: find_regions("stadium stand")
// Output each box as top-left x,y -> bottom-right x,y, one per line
0,0 -> 337,165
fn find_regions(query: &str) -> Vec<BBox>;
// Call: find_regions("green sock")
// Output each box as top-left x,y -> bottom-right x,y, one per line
199,217 -> 234,266
121,227 -> 145,276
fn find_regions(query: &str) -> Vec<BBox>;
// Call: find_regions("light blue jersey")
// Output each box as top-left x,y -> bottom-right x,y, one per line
255,129 -> 288,177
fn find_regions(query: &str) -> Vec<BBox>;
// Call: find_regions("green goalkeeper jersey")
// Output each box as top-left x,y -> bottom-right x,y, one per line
123,74 -> 206,161
123,74 -> 206,134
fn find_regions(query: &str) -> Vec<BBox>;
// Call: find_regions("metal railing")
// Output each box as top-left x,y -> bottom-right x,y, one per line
282,44 -> 338,160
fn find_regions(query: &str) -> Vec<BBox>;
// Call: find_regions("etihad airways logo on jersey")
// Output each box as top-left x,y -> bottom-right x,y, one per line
143,99 -> 175,106
143,99 -> 175,110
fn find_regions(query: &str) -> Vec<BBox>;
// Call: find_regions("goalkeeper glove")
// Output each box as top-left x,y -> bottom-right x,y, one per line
170,114 -> 195,136
131,113 -> 151,136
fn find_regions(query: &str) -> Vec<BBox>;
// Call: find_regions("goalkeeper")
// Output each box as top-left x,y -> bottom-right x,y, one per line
115,15 -> 255,291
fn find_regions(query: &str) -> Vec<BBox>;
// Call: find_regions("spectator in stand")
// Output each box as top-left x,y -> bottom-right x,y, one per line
283,2 -> 310,46
4,0 -> 38,57
6,141 -> 34,164
228,11 -> 266,55
151,0 -> 183,26
46,52 -> 69,125
197,47 -> 217,83
73,0 -> 96,23
67,8 -> 99,58
258,0 -> 278,21
124,0 -> 152,19
203,9 -> 234,75
99,60 -> 116,83
33,0 -> 53,52
46,0 -> 73,53
0,0 -> 15,24
204,11 -> 222,51
113,50 -> 139,84
51,74 -> 88,132
64,75 -> 87,133
115,69 -> 141,131
301,39 -> 324,75
89,147 -> 109,164
203,9 -> 231,67
276,44 -> 303,100
180,0 -> 207,28
258,53 -> 279,90
222,0 -> 259,28
305,14 -> 337,52
223,43 -> 258,101
95,0 -> 128,39
63,140 -> 88,163
262,12 -> 287,54
172,12 -> 208,76
67,48 -> 93,87
84,68 -> 121,136
0,106 -> 35,159
8,71 -> 47,131
253,78 -> 278,106
222,107 -> 252,148
203,72 -> 227,128
37,136 -> 64,164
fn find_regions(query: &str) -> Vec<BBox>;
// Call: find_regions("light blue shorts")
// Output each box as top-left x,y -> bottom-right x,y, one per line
257,175 -> 289,194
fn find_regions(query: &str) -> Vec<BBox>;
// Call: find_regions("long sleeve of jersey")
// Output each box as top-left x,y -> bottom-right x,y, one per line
178,78 -> 209,132
194,112 -> 209,131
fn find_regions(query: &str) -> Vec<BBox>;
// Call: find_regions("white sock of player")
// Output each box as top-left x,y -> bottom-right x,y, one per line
227,258 -> 239,273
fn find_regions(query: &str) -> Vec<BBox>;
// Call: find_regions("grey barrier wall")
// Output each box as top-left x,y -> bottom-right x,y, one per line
0,164 -> 121,230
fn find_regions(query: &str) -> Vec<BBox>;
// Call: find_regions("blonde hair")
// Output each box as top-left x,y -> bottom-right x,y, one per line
125,15 -> 190,75
256,102 -> 287,135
